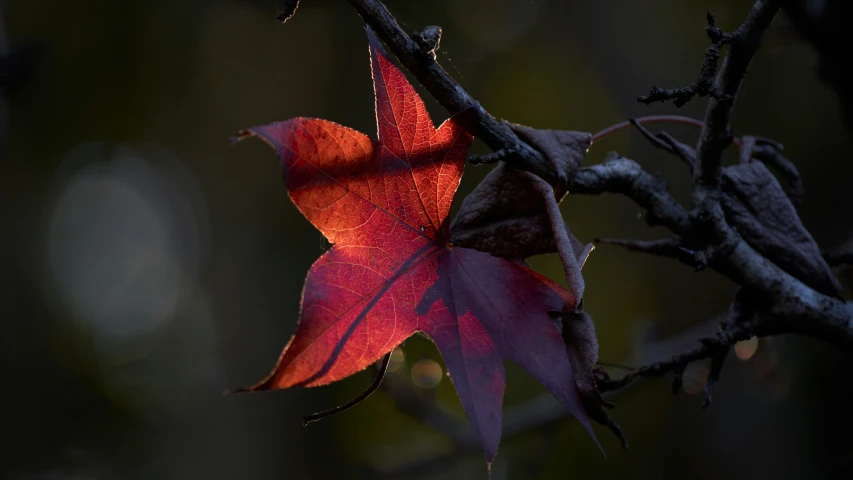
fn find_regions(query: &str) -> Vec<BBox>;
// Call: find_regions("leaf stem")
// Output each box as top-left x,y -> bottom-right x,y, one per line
526,172 -> 585,302
302,352 -> 392,426
591,115 -> 742,148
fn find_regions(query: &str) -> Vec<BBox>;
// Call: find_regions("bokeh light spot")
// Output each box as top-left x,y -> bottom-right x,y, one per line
410,359 -> 443,389
735,336 -> 759,361
45,143 -> 207,351
387,347 -> 406,374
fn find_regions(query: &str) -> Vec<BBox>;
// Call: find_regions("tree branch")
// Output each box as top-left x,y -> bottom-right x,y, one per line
681,1 -> 853,351
597,321 -> 760,393
594,236 -> 686,262
302,352 -> 392,425
571,155 -> 853,350
588,0 -> 853,379
694,0 -> 781,195
572,153 -> 692,235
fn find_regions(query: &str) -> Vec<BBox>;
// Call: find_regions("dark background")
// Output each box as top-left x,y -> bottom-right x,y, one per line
2,0 -> 852,478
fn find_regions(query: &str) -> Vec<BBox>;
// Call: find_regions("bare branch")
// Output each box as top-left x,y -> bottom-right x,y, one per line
694,0 -> 782,194
638,12 -> 733,107
572,152 -> 853,349
598,320 -> 767,393
468,148 -> 511,166
594,236 -> 683,260
571,153 -> 692,235
629,119 -> 699,171
629,118 -> 677,153
658,132 -> 701,171
623,1 -> 853,356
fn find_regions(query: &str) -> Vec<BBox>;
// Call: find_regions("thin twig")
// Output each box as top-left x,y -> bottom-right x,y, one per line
591,115 -> 744,149
598,321 -> 767,393
592,115 -> 703,144
638,12 -> 733,107
572,153 -> 692,235
594,236 -> 684,260
628,119 -> 679,153
302,352 -> 392,425
658,132 -> 702,171
694,0 -> 782,194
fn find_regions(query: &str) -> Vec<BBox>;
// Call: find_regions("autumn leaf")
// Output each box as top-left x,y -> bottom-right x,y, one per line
233,28 -> 596,462
721,160 -> 841,297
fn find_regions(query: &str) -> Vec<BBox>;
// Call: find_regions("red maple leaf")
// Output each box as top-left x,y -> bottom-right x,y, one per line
234,29 -> 595,461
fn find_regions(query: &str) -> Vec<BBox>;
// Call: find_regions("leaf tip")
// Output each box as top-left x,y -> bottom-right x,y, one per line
590,427 -> 606,457
365,26 -> 388,59
230,129 -> 254,145
225,380 -> 270,395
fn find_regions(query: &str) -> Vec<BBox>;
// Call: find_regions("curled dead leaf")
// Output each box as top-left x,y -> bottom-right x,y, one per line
450,124 -> 592,262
